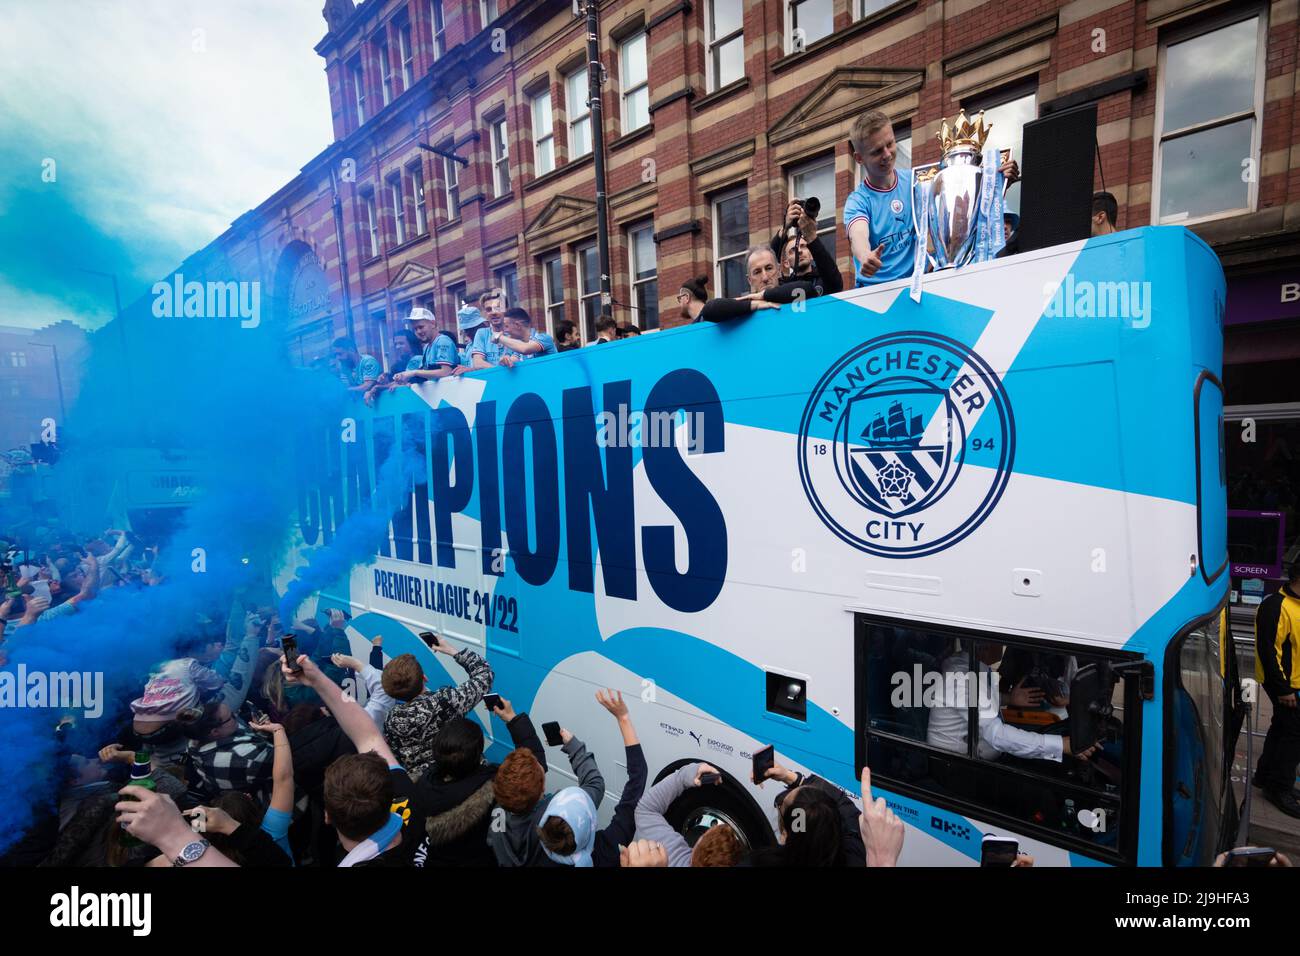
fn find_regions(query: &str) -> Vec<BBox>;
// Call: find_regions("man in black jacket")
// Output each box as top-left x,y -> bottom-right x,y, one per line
702,208 -> 843,323
1254,560 -> 1300,818
417,697 -> 547,867
701,246 -> 809,323
769,199 -> 844,298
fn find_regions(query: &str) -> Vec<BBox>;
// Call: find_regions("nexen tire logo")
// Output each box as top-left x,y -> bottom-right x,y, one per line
797,332 -> 1014,557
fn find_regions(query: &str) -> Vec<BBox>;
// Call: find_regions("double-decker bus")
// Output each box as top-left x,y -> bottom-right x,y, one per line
279,225 -> 1242,866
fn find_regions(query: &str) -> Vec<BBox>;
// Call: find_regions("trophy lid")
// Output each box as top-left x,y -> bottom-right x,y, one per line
937,109 -> 993,153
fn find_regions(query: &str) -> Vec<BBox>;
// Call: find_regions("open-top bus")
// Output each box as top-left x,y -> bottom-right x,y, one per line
279,225 -> 1242,865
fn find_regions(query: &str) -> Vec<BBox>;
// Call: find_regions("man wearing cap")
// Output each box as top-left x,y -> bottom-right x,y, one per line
393,307 -> 460,384
454,304 -> 488,372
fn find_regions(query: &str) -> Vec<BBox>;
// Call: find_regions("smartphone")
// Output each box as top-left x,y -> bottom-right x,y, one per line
483,693 -> 503,711
980,835 -> 1020,867
699,771 -> 722,786
542,721 -> 563,746
752,744 -> 775,784
418,630 -> 440,648
281,635 -> 302,672
1225,846 -> 1277,867
31,579 -> 51,602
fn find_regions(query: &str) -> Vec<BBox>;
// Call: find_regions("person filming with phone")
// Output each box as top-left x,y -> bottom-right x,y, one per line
381,630 -> 494,781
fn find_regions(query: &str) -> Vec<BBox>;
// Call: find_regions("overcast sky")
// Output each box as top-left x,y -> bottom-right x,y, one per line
0,0 -> 336,329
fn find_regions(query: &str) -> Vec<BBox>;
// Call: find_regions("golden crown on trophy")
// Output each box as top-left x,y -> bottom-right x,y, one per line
936,109 -> 993,153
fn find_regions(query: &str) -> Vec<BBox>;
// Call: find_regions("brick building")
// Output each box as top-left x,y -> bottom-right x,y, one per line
152,0 -> 1298,575
0,321 -> 88,455
161,0 -> 1298,353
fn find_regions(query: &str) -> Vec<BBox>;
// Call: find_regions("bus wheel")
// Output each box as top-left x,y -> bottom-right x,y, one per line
655,761 -> 776,851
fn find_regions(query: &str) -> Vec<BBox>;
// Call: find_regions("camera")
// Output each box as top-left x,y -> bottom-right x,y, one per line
790,196 -> 822,225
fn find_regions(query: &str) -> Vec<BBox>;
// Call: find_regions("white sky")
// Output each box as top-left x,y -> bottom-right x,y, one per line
0,0 -> 336,329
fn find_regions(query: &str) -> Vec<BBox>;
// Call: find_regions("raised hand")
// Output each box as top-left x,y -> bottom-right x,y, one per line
860,242 -> 887,278
859,766 -> 904,867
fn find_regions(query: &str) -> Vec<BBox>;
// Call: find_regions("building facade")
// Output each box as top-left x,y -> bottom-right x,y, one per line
160,0 -> 1298,587
0,321 -> 89,455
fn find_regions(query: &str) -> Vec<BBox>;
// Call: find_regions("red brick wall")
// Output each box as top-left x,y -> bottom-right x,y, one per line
192,0 -> 1299,355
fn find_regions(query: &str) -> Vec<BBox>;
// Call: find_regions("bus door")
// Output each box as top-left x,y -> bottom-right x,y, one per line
1164,609 -> 1244,865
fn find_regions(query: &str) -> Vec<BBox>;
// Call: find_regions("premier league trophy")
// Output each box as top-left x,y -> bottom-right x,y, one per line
910,110 -> 1009,299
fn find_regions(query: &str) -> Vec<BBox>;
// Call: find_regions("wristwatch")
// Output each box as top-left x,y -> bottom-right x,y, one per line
172,838 -> 210,867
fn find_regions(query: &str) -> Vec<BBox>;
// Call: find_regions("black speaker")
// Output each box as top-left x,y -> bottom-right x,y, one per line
1017,102 -> 1097,254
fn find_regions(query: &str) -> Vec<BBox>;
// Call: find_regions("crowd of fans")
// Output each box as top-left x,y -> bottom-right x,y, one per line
0,526 -> 1288,870
0,536 -> 908,867
1,528 -> 162,636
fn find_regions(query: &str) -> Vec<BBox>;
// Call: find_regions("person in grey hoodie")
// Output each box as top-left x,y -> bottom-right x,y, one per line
488,725 -> 604,867
633,760 -> 728,866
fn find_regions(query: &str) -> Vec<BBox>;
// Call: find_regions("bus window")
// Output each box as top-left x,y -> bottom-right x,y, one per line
1166,616 -> 1236,866
860,616 -> 1138,862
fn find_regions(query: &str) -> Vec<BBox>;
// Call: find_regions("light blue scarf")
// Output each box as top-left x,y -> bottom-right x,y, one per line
338,811 -> 404,867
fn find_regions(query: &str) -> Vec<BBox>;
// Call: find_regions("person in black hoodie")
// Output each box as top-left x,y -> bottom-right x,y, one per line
745,749 -> 866,867
419,697 -> 547,867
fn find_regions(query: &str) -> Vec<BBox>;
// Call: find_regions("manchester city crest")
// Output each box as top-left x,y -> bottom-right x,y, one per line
797,331 -> 1014,557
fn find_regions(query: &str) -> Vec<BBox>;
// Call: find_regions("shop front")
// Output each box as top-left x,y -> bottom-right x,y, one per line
1222,266 -> 1300,634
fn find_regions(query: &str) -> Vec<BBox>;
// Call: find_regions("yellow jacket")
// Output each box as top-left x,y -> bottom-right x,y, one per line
1255,585 -> 1300,696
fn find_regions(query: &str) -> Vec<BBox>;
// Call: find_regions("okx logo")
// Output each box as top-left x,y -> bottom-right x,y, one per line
930,815 -> 972,841
798,331 -> 1014,557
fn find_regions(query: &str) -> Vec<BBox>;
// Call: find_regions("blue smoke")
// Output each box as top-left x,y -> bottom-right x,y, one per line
277,409 -> 430,625
0,280 -> 360,854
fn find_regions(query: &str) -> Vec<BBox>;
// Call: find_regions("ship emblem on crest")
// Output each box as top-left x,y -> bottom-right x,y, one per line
845,388 -> 958,514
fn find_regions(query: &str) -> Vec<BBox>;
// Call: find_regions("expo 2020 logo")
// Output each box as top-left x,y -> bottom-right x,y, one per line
797,331 -> 1015,558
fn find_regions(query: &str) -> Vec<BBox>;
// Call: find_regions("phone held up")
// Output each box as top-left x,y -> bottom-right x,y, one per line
281,634 -> 302,672
752,745 -> 775,784
980,835 -> 1020,867
542,721 -> 563,747
1224,846 -> 1277,867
